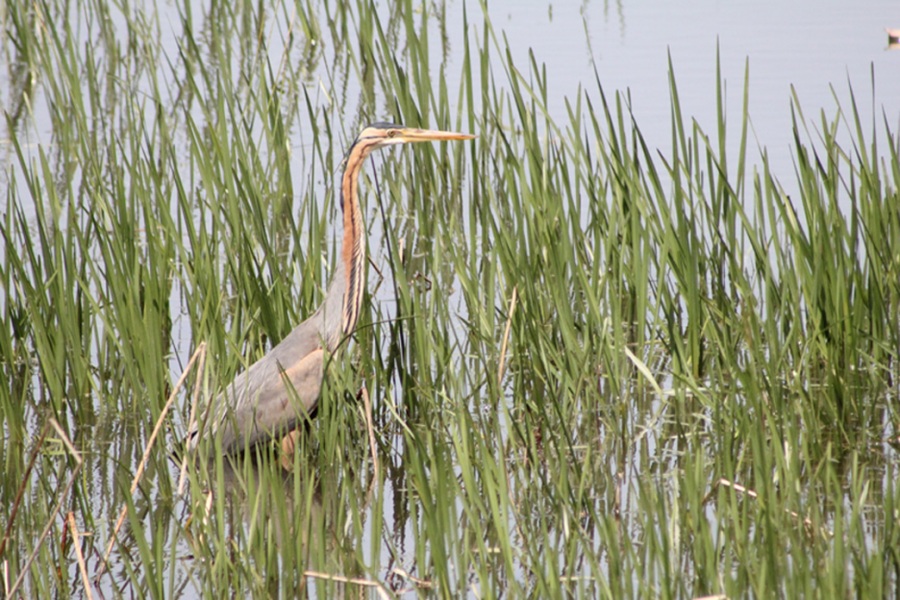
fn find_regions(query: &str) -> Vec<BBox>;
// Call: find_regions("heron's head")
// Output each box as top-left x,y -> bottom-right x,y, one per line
355,122 -> 476,149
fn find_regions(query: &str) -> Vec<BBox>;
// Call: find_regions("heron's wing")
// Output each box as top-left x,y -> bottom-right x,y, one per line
187,314 -> 326,453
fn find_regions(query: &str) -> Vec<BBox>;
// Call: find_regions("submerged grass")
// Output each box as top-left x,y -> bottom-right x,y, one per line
2,0 -> 899,597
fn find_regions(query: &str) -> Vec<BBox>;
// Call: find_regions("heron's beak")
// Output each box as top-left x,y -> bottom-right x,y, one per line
399,128 -> 476,142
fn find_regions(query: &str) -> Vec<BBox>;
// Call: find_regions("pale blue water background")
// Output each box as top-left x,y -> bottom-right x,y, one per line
494,0 -> 899,174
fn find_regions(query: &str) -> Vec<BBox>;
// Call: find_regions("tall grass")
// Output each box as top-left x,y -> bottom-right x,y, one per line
1,0 -> 898,597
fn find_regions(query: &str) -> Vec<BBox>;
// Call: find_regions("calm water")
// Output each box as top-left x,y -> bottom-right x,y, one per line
495,0 -> 900,174
6,1 -> 899,185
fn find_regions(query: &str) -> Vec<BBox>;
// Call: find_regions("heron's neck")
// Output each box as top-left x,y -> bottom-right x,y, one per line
336,139 -> 374,339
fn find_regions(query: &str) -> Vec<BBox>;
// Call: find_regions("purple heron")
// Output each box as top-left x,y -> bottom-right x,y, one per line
186,123 -> 475,453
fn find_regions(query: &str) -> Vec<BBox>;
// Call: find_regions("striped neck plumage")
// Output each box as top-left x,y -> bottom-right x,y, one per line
337,136 -> 376,338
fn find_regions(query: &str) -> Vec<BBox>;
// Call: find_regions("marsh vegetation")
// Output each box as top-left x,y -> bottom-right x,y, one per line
1,0 -> 898,597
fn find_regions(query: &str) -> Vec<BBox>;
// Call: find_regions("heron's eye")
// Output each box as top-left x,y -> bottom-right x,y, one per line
386,130 -> 397,138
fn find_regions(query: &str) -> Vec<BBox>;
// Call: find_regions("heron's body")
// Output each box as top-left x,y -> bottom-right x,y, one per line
187,123 -> 474,453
